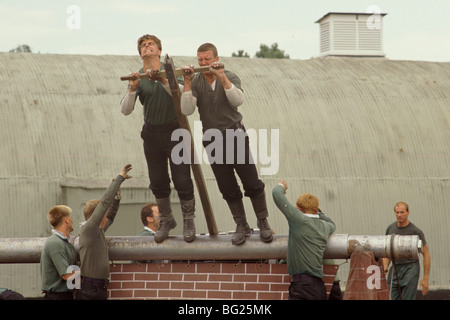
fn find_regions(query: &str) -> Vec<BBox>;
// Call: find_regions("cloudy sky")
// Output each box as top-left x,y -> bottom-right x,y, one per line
1,0 -> 449,62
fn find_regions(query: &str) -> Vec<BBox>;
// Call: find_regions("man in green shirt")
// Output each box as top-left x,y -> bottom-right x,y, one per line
272,181 -> 335,300
40,205 -> 78,300
121,35 -> 195,244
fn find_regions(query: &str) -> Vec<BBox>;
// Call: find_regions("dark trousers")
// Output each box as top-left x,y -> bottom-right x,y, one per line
203,126 -> 264,202
76,277 -> 108,300
43,291 -> 73,300
141,122 -> 194,201
289,274 -> 327,300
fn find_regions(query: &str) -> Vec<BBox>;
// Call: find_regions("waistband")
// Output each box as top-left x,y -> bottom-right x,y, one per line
291,273 -> 323,283
81,276 -> 109,289
144,119 -> 180,132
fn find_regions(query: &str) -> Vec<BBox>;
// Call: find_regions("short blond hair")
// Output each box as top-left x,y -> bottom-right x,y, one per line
48,205 -> 72,228
296,193 -> 319,214
84,199 -> 100,220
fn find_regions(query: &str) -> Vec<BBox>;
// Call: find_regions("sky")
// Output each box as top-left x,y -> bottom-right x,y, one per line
1,0 -> 449,62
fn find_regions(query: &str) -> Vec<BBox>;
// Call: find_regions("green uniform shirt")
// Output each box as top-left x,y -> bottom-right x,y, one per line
40,233 -> 77,293
272,185 -> 336,279
135,64 -> 183,125
136,227 -> 155,236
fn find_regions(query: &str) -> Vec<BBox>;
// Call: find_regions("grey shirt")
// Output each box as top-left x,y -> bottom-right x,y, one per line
79,175 -> 124,280
191,70 -> 243,132
385,221 -> 427,264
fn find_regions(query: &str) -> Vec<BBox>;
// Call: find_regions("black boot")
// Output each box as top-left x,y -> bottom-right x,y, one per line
154,196 -> 177,243
227,199 -> 251,245
250,191 -> 273,243
181,198 -> 196,243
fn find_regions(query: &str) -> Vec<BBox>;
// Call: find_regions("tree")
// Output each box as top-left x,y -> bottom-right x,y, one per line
232,50 -> 250,58
255,43 -> 289,59
9,44 -> 32,53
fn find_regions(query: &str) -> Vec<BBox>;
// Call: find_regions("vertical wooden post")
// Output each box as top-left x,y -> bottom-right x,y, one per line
163,54 -> 218,235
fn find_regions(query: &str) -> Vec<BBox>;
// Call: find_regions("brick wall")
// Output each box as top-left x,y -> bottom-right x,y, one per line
108,262 -> 339,300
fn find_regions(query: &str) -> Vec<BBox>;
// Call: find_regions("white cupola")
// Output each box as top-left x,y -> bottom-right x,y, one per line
315,12 -> 387,57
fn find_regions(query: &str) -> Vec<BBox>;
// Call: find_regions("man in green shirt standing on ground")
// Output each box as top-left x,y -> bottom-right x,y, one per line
40,205 -> 78,300
272,180 -> 335,300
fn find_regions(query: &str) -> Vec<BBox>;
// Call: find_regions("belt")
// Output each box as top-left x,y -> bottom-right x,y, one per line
291,274 -> 323,283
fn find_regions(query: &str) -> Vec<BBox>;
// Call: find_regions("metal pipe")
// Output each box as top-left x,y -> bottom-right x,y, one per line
0,234 -> 421,264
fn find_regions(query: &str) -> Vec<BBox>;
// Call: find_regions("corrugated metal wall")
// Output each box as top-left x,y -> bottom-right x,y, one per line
1,53 -> 449,297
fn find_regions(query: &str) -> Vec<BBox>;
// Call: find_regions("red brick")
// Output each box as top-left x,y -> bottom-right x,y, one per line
270,283 -> 290,292
146,281 -> 170,289
110,273 -> 133,281
134,289 -> 158,298
184,274 -> 208,282
233,291 -> 257,300
258,291 -> 283,300
135,273 -> 158,281
110,264 -> 122,273
247,263 -> 271,274
160,273 -> 183,281
110,290 -> 133,299
158,290 -> 182,298
208,290 -> 232,299
172,263 -> 196,273
221,263 -> 246,274
122,281 -> 145,289
171,281 -> 195,290
221,282 -> 244,291
209,274 -> 233,282
271,263 -> 288,274
183,290 -> 207,299
147,263 -> 172,273
197,263 -> 221,274
108,281 -> 121,290
234,274 -> 257,282
122,263 -> 147,272
259,275 -> 284,283
246,283 -> 270,291
195,282 -> 220,290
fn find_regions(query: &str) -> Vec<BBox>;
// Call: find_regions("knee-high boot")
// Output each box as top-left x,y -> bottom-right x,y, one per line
250,191 -> 273,243
154,196 -> 177,243
180,198 -> 196,242
227,199 -> 251,245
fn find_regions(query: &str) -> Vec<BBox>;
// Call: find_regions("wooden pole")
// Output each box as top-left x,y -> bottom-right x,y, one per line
120,65 -> 223,81
163,54 -> 218,236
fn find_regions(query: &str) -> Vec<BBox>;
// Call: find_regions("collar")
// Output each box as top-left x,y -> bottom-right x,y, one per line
303,213 -> 320,219
144,226 -> 156,234
51,229 -> 75,242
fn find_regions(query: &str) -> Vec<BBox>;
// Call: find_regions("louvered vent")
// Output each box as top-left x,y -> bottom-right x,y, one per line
316,12 -> 387,57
